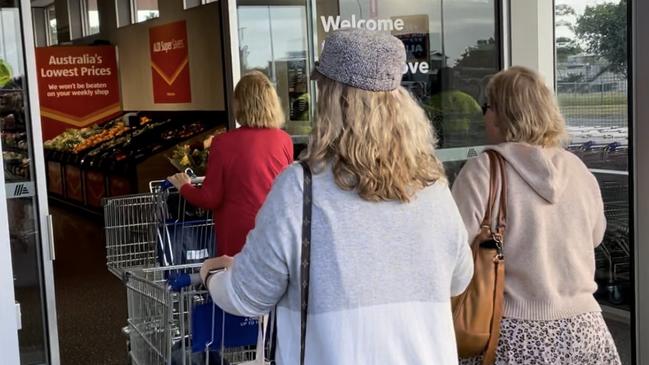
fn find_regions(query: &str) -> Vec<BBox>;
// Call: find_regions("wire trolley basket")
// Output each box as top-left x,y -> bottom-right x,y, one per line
103,174 -> 214,278
124,264 -> 259,365
104,172 -> 263,365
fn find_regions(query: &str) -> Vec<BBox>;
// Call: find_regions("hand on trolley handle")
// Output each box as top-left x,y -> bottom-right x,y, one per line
152,167 -> 205,192
167,172 -> 192,190
201,256 -> 234,286
166,263 -> 229,292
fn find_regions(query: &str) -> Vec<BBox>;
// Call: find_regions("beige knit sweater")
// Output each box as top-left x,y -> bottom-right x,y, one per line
451,143 -> 606,320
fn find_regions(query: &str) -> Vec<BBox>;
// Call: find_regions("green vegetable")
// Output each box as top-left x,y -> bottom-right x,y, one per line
425,90 -> 482,133
0,59 -> 13,88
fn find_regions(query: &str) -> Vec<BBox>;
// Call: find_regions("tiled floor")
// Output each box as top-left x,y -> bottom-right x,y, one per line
52,204 -> 127,365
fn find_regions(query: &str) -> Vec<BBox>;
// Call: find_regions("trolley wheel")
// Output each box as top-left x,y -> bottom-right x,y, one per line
122,326 -> 132,364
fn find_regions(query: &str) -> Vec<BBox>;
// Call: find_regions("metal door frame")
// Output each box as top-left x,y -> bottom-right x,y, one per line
632,0 -> 648,363
18,1 -> 60,364
0,138 -> 20,365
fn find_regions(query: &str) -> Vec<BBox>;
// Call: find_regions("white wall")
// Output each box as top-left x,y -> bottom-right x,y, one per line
113,4 -> 225,111
66,0 -> 226,111
510,0 -> 555,85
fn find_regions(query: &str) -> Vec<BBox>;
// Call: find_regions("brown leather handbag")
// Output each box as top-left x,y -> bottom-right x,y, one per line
452,150 -> 508,365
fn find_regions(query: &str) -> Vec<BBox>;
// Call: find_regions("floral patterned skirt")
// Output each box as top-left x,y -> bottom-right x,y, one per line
459,312 -> 621,365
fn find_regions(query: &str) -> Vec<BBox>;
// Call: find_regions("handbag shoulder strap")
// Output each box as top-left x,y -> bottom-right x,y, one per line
481,151 -> 508,365
494,152 -> 508,231
299,161 -> 312,365
481,150 -> 501,227
267,161 -> 312,365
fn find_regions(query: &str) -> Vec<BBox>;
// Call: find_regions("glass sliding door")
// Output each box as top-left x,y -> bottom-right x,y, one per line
237,1 -> 312,136
314,0 -> 501,180
632,0 -> 649,363
554,0 -> 631,363
233,0 -> 502,170
1,1 -> 59,364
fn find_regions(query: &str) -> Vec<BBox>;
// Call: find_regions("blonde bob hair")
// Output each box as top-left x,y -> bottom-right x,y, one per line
487,66 -> 568,147
303,71 -> 445,203
234,71 -> 285,128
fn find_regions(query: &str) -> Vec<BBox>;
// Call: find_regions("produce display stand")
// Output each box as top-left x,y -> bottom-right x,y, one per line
45,110 -> 226,213
1,83 -> 30,183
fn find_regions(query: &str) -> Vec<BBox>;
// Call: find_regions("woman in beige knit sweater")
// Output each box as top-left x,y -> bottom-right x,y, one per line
454,66 -> 621,364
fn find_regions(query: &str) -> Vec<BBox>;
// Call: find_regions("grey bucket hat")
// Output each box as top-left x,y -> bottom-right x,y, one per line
315,28 -> 406,92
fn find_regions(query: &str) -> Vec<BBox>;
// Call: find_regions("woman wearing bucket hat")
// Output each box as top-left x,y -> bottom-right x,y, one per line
201,28 -> 473,364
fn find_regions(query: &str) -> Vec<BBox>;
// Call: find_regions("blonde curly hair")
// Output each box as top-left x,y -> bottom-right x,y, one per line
487,66 -> 568,147
303,71 -> 445,203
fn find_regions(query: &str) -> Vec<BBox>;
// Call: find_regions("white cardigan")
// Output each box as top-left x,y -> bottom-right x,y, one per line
209,163 -> 473,365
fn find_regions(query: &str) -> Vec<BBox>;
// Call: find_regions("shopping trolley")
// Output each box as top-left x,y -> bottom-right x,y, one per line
124,264 -> 259,365
103,170 -> 214,278
566,143 -> 631,305
596,178 -> 631,305
104,171 -> 262,364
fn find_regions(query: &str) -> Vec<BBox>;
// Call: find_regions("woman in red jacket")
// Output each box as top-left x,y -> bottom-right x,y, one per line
168,71 -> 294,256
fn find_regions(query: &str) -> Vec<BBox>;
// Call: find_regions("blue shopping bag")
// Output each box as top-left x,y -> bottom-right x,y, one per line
191,300 -> 259,353
157,219 -> 216,267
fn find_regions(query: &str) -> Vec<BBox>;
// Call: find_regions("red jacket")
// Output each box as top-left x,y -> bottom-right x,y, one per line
180,127 -> 293,256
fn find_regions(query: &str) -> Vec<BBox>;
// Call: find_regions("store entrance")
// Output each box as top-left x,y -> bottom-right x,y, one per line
28,1 -> 231,363
231,0 -> 634,363
11,0 -> 635,363
47,111 -> 226,365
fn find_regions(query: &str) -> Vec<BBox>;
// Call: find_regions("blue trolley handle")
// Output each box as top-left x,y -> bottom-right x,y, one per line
160,180 -> 174,191
161,168 -> 200,191
167,268 -> 225,292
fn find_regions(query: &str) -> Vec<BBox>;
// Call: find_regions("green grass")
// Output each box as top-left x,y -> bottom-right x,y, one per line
557,92 -> 627,118
558,92 -> 627,106
560,104 -> 628,118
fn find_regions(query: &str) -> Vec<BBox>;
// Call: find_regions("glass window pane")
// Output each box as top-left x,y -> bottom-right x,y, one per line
46,5 -> 57,46
555,0 -> 630,363
134,0 -> 160,23
440,0 -> 497,148
116,0 -> 131,27
555,0 -> 630,305
67,0 -> 83,39
86,0 -> 100,35
237,1 -> 501,143
184,0 -> 202,9
270,6 -> 309,134
315,0 -> 499,149
237,5 -> 312,135
1,3 -> 49,363
238,7 -> 273,72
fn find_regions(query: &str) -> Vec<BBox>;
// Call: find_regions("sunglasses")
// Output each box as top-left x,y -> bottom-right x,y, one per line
481,103 -> 491,115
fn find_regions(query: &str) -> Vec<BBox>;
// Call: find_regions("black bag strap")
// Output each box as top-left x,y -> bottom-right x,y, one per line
268,161 -> 312,365
268,310 -> 277,362
299,161 -> 312,365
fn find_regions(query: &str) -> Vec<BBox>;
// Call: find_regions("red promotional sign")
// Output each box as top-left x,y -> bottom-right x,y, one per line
35,45 -> 121,140
149,21 -> 191,103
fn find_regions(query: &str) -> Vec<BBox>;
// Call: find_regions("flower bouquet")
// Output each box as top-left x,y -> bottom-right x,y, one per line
168,136 -> 213,176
